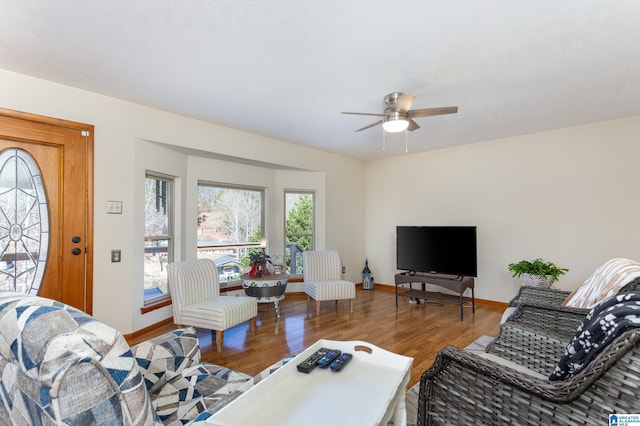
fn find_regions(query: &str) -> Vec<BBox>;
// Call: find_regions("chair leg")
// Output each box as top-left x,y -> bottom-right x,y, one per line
215,330 -> 224,352
316,301 -> 321,316
349,299 -> 353,313
249,317 -> 256,334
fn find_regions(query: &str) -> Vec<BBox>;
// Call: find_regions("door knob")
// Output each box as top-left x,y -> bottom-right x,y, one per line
72,236 -> 81,243
71,248 -> 82,255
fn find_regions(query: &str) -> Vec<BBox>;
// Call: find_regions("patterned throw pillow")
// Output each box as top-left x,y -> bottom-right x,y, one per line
132,327 -> 201,393
131,327 -> 253,424
550,292 -> 640,381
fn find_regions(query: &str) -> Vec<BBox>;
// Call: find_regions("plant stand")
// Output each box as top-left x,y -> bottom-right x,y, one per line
241,273 -> 289,318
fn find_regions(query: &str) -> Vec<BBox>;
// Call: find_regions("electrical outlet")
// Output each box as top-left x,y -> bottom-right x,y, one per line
111,249 -> 121,263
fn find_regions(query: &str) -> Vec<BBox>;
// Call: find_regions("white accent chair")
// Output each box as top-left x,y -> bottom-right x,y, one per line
303,250 -> 356,316
168,259 -> 258,352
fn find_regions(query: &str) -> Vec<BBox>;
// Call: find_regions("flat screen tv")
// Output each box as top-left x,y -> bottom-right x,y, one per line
396,226 -> 477,277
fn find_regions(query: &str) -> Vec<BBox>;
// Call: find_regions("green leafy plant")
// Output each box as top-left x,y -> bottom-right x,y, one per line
507,258 -> 568,281
248,248 -> 271,277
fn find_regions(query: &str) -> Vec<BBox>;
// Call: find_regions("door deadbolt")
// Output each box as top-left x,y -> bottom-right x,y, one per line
71,248 -> 82,255
72,236 -> 81,243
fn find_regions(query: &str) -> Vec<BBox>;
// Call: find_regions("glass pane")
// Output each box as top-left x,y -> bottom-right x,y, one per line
285,192 -> 314,275
144,238 -> 170,300
197,185 -> 262,281
145,177 -> 170,237
0,149 -> 49,295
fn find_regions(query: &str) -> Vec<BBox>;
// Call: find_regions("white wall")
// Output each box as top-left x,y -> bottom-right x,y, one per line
0,69 -> 365,333
366,116 -> 640,302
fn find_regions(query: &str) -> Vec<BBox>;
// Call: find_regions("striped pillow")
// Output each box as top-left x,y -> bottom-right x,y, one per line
563,258 -> 640,309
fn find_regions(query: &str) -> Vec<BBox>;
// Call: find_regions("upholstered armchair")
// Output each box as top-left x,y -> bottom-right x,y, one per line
167,259 -> 258,351
0,292 -> 254,425
303,250 -> 356,316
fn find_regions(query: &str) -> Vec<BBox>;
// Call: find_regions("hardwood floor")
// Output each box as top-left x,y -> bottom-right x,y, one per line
128,286 -> 505,388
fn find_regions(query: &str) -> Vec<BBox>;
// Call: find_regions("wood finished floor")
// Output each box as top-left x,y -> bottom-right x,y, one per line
129,286 -> 505,388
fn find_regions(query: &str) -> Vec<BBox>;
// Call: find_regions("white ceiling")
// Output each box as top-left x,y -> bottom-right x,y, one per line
2,1 -> 640,161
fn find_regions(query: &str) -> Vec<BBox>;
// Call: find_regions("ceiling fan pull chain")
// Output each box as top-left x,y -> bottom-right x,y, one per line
382,126 -> 386,151
405,129 -> 408,153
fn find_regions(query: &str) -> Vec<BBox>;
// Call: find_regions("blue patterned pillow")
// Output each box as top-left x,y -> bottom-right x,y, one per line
549,292 -> 640,381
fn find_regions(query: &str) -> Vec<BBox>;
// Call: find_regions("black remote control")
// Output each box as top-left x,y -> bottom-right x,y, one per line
297,347 -> 330,373
330,353 -> 352,372
317,349 -> 341,368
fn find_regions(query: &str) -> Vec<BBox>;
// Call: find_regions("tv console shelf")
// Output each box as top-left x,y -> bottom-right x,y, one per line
394,273 -> 475,321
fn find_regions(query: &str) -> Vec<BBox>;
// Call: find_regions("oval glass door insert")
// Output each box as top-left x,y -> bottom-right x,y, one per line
0,148 -> 49,295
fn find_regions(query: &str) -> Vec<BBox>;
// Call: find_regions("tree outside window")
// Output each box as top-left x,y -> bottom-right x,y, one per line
144,173 -> 173,304
197,183 -> 264,284
285,191 -> 314,275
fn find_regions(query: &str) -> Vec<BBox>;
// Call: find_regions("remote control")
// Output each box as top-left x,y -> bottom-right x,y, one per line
330,353 -> 352,372
317,349 -> 341,368
297,347 -> 330,373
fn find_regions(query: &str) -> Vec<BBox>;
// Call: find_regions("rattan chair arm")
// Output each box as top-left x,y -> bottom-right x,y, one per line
420,346 -> 560,398
505,302 -> 587,336
508,285 -> 572,307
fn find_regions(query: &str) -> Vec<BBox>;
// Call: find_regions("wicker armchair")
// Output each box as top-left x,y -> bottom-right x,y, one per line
418,328 -> 640,425
508,277 -> 640,309
509,258 -> 640,315
504,277 -> 640,337
491,278 -> 640,378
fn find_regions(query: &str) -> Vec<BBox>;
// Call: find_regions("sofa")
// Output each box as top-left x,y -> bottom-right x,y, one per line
0,292 -> 254,425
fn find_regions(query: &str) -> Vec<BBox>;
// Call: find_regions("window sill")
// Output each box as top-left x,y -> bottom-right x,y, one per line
141,276 -> 303,313
140,297 -> 171,314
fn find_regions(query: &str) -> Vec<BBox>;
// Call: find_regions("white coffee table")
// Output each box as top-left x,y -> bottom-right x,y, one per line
207,339 -> 413,426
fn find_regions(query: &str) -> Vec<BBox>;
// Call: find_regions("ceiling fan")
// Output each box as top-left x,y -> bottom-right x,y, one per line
342,92 -> 458,133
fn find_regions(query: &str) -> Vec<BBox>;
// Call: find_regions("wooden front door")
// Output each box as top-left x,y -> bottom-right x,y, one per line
0,108 -> 93,313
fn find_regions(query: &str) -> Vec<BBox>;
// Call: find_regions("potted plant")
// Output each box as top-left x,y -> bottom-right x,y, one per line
248,248 -> 271,278
507,258 -> 568,288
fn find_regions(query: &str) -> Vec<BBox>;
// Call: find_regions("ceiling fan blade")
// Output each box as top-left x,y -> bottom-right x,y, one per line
341,112 -> 385,117
407,119 -> 420,131
393,93 -> 416,112
355,120 -> 383,132
409,106 -> 458,118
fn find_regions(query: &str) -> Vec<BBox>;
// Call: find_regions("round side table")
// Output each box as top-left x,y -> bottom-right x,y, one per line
241,273 -> 289,318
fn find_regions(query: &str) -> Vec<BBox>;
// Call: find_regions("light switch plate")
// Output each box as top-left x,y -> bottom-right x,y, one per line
107,200 -> 122,214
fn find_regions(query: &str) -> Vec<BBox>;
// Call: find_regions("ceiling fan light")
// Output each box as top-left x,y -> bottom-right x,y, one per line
382,117 -> 409,133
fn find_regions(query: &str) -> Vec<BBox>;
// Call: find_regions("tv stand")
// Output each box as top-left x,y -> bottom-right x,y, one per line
394,273 -> 475,321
